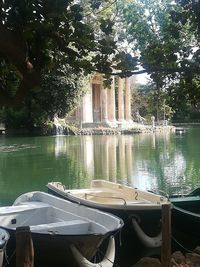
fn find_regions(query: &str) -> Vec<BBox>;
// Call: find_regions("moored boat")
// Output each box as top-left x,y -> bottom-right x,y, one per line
169,187 -> 200,212
47,180 -> 170,248
0,191 -> 123,267
169,188 -> 200,250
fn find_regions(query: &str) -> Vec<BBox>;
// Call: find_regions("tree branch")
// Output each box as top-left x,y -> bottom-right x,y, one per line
95,66 -> 184,77
0,25 -> 32,74
49,32 -> 81,59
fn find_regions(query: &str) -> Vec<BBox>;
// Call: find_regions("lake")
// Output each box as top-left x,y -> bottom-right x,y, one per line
0,126 -> 200,266
0,126 -> 200,206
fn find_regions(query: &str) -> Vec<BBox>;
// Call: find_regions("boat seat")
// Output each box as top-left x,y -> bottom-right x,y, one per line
30,219 -> 91,235
0,202 -> 50,215
127,201 -> 150,204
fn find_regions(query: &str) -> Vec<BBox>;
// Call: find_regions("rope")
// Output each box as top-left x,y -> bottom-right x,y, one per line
95,248 -> 120,267
3,248 -> 16,267
112,227 -> 123,247
171,235 -> 193,253
92,229 -> 122,267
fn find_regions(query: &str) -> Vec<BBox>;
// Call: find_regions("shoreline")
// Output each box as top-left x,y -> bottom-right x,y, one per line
78,125 -> 176,135
1,124 -> 176,136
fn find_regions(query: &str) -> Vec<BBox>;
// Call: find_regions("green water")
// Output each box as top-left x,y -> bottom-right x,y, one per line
0,126 -> 200,206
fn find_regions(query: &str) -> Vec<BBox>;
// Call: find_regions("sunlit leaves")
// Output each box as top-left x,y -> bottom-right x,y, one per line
0,0 -> 131,106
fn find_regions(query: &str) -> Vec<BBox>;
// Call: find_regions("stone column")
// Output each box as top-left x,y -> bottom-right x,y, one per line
125,77 -> 132,122
82,82 -> 93,123
107,77 -> 116,122
118,77 -> 124,122
101,88 -> 108,122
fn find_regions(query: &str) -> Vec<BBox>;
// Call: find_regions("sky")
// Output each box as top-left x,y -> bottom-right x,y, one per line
136,73 -> 149,84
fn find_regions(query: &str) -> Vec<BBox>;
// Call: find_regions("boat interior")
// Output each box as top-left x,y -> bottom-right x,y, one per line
0,202 -> 106,235
53,180 -> 168,205
170,195 -> 200,213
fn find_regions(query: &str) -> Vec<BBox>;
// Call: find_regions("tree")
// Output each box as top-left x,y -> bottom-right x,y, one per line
1,66 -> 86,129
131,84 -> 149,119
167,75 -> 200,122
125,0 -> 197,69
0,0 -> 139,107
2,0 -> 200,111
121,0 -> 200,109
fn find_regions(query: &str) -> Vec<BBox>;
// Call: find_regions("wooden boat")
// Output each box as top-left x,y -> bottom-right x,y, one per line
169,188 -> 200,250
0,191 -> 123,267
47,180 -> 170,248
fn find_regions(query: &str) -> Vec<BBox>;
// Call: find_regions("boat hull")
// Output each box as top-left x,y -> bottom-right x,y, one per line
0,191 -> 122,267
169,194 -> 200,250
170,195 -> 200,213
171,206 -> 200,251
2,225 -> 107,267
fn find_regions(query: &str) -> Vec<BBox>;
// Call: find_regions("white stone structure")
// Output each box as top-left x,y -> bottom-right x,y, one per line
73,73 -> 134,129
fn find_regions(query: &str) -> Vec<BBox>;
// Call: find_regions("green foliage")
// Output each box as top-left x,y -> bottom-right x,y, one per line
0,59 -> 21,97
121,0 -> 200,118
166,75 -> 200,122
123,0 -> 195,75
0,0 -> 136,106
1,0 -> 200,119
38,67 -> 86,119
131,85 -> 149,118
132,82 -> 175,122
1,66 -> 86,129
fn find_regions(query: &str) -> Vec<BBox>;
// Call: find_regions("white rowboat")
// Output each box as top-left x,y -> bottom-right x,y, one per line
47,180 -> 170,248
0,191 -> 123,267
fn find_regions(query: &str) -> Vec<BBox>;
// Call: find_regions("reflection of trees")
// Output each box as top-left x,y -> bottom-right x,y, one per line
0,136 -> 89,205
134,129 -> 200,195
179,128 -> 200,189
1,128 -> 200,206
130,132 -> 182,193
66,132 -> 200,194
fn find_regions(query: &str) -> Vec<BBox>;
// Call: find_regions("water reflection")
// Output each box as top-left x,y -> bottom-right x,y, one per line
0,129 -> 200,267
52,131 -> 198,194
0,128 -> 200,205
54,136 -> 67,157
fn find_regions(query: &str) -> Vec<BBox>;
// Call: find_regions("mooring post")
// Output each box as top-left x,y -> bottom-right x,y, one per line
161,203 -> 171,267
16,226 -> 34,267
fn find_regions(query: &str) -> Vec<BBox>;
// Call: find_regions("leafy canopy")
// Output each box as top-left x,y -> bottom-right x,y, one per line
0,0 -> 138,107
1,0 -> 200,108
1,66 -> 86,129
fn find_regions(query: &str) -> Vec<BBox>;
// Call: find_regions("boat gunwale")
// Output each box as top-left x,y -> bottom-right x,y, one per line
0,191 -> 123,237
47,182 -> 170,210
